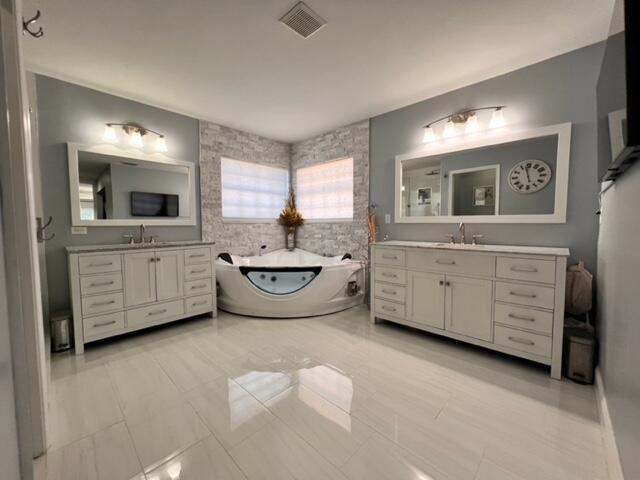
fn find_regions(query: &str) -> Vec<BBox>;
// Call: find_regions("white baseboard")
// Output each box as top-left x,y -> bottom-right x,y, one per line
595,367 -> 625,480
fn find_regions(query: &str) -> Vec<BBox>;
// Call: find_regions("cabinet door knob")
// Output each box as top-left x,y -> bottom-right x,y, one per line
445,281 -> 451,286
439,280 -> 444,286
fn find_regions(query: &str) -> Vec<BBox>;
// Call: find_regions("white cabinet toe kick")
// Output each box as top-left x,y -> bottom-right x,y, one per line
68,244 -> 216,354
370,243 -> 568,379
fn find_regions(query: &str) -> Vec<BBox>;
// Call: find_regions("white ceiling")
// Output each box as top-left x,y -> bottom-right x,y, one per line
23,0 -> 615,142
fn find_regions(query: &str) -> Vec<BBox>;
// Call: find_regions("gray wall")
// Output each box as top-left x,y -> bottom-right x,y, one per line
200,120 -> 291,255
370,42 -> 605,270
596,25 -> 640,478
35,75 -> 201,312
291,121 -> 370,260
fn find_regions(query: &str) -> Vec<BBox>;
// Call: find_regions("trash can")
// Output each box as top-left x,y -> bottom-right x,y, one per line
564,318 -> 595,384
51,311 -> 72,352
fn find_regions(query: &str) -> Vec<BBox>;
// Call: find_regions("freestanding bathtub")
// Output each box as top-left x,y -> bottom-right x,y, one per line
216,249 -> 365,318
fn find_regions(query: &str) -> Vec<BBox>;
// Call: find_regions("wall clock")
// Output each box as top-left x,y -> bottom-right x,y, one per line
508,160 -> 552,194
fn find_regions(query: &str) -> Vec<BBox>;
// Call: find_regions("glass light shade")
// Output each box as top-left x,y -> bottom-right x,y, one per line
422,126 -> 436,143
464,113 -> 480,133
489,108 -> 506,129
129,130 -> 144,148
443,119 -> 457,138
155,135 -> 168,152
103,124 -> 117,143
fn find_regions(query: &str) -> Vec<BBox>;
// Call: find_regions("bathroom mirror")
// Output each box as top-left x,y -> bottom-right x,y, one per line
68,143 -> 197,226
395,123 -> 571,223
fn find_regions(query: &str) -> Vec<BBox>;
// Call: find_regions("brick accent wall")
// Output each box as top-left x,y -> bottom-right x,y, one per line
199,121 -> 291,255
291,120 -> 370,260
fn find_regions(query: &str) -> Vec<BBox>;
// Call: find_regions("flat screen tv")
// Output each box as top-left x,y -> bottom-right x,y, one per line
131,191 -> 179,217
599,0 -> 640,181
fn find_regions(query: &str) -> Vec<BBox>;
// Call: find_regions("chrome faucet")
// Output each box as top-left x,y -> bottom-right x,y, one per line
458,222 -> 466,245
137,223 -> 146,244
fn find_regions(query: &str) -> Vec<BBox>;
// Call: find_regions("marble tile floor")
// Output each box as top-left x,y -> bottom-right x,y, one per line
34,305 -> 612,480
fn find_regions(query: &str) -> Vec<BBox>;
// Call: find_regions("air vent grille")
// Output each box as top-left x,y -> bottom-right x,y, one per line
280,2 -> 326,39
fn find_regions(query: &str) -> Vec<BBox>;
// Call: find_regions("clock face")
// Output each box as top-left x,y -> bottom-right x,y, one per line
508,160 -> 552,194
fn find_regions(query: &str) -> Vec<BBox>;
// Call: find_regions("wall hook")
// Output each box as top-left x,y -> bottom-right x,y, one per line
36,216 -> 55,243
23,10 -> 44,38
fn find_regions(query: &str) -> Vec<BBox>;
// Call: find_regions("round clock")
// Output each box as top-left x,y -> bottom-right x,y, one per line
508,160 -> 552,194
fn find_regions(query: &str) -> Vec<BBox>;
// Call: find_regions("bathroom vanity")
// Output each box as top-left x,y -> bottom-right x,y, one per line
67,241 -> 216,354
370,241 -> 568,379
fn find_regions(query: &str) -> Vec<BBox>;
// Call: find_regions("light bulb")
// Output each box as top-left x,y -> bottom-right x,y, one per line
443,119 -> 457,138
464,113 -> 480,134
156,135 -> 168,152
130,130 -> 144,148
489,108 -> 506,129
422,126 -> 436,143
103,124 -> 117,143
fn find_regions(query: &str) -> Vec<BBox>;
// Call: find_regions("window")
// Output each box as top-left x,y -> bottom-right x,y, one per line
79,183 -> 96,220
296,157 -> 353,220
221,158 -> 289,219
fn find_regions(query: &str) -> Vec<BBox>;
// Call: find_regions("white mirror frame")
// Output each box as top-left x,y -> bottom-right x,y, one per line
68,143 -> 197,227
394,122 -> 571,224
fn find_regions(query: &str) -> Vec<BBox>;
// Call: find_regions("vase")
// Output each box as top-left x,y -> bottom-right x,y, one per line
286,227 -> 296,251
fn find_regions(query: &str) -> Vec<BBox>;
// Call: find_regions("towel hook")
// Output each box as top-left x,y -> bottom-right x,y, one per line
36,216 -> 55,242
23,10 -> 44,38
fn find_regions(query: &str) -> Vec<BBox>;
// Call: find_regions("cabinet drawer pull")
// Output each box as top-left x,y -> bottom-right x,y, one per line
509,291 -> 537,299
508,313 -> 536,322
93,320 -> 117,328
508,336 -> 535,346
381,272 -> 397,278
381,305 -> 397,312
510,265 -> 538,273
89,261 -> 113,267
435,259 -> 456,265
192,300 -> 208,307
189,253 -> 206,258
91,300 -> 116,307
190,284 -> 207,290
147,308 -> 167,316
381,254 -> 398,260
191,268 -> 207,274
381,289 -> 397,295
90,280 -> 115,287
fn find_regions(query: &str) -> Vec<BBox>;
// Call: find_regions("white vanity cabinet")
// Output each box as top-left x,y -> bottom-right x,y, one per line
68,242 -> 216,354
371,241 -> 568,379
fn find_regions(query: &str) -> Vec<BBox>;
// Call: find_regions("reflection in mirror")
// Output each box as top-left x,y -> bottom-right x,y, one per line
77,151 -> 190,221
401,158 -> 441,217
449,166 -> 499,216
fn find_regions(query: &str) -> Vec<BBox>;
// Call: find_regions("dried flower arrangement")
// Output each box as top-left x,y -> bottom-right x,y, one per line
278,190 -> 304,228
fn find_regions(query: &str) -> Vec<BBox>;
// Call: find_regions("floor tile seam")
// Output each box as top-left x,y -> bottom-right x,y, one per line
48,416 -> 125,454
120,417 -> 148,479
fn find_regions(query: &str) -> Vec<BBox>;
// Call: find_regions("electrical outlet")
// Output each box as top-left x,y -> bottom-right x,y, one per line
384,214 -> 391,224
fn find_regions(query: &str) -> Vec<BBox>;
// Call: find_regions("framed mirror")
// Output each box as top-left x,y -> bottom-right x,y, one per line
68,143 -> 197,226
395,123 -> 571,223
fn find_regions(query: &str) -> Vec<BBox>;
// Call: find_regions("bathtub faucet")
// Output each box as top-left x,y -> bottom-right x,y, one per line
259,245 -> 267,256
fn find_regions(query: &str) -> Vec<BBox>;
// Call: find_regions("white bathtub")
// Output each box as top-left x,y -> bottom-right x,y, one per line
216,249 -> 365,318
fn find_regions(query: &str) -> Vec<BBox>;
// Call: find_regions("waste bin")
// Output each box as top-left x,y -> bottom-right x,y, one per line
51,311 -> 72,352
564,317 -> 595,384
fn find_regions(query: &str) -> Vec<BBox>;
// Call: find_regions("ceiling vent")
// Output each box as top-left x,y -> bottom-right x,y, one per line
280,2 -> 326,39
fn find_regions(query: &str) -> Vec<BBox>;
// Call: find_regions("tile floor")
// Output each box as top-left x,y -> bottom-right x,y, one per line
35,305 -> 612,480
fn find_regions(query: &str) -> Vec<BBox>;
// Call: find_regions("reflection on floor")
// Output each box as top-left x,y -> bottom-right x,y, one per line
35,305 -> 611,480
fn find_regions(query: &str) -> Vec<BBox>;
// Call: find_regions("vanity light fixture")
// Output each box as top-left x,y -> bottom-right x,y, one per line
102,122 -> 168,152
422,106 -> 507,143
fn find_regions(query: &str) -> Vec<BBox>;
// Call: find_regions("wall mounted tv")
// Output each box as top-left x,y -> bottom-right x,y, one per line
599,0 -> 640,182
131,191 -> 179,217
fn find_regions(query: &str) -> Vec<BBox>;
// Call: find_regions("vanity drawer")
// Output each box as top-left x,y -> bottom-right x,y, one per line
185,278 -> 213,296
496,257 -> 556,284
127,299 -> 184,328
79,254 -> 122,275
494,325 -> 552,358
495,282 -> 555,310
83,311 -> 125,339
80,272 -> 123,296
407,250 -> 494,277
374,283 -> 406,303
185,294 -> 214,314
81,291 -> 124,317
374,298 -> 405,318
374,267 -> 407,285
494,303 -> 553,335
374,248 -> 406,267
184,262 -> 212,280
184,248 -> 211,265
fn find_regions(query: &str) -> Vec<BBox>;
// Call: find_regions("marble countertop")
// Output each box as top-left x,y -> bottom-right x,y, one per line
66,240 -> 215,254
372,240 -> 570,257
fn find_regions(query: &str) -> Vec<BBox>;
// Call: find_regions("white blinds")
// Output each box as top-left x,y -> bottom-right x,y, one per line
296,157 -> 353,220
221,158 -> 289,219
